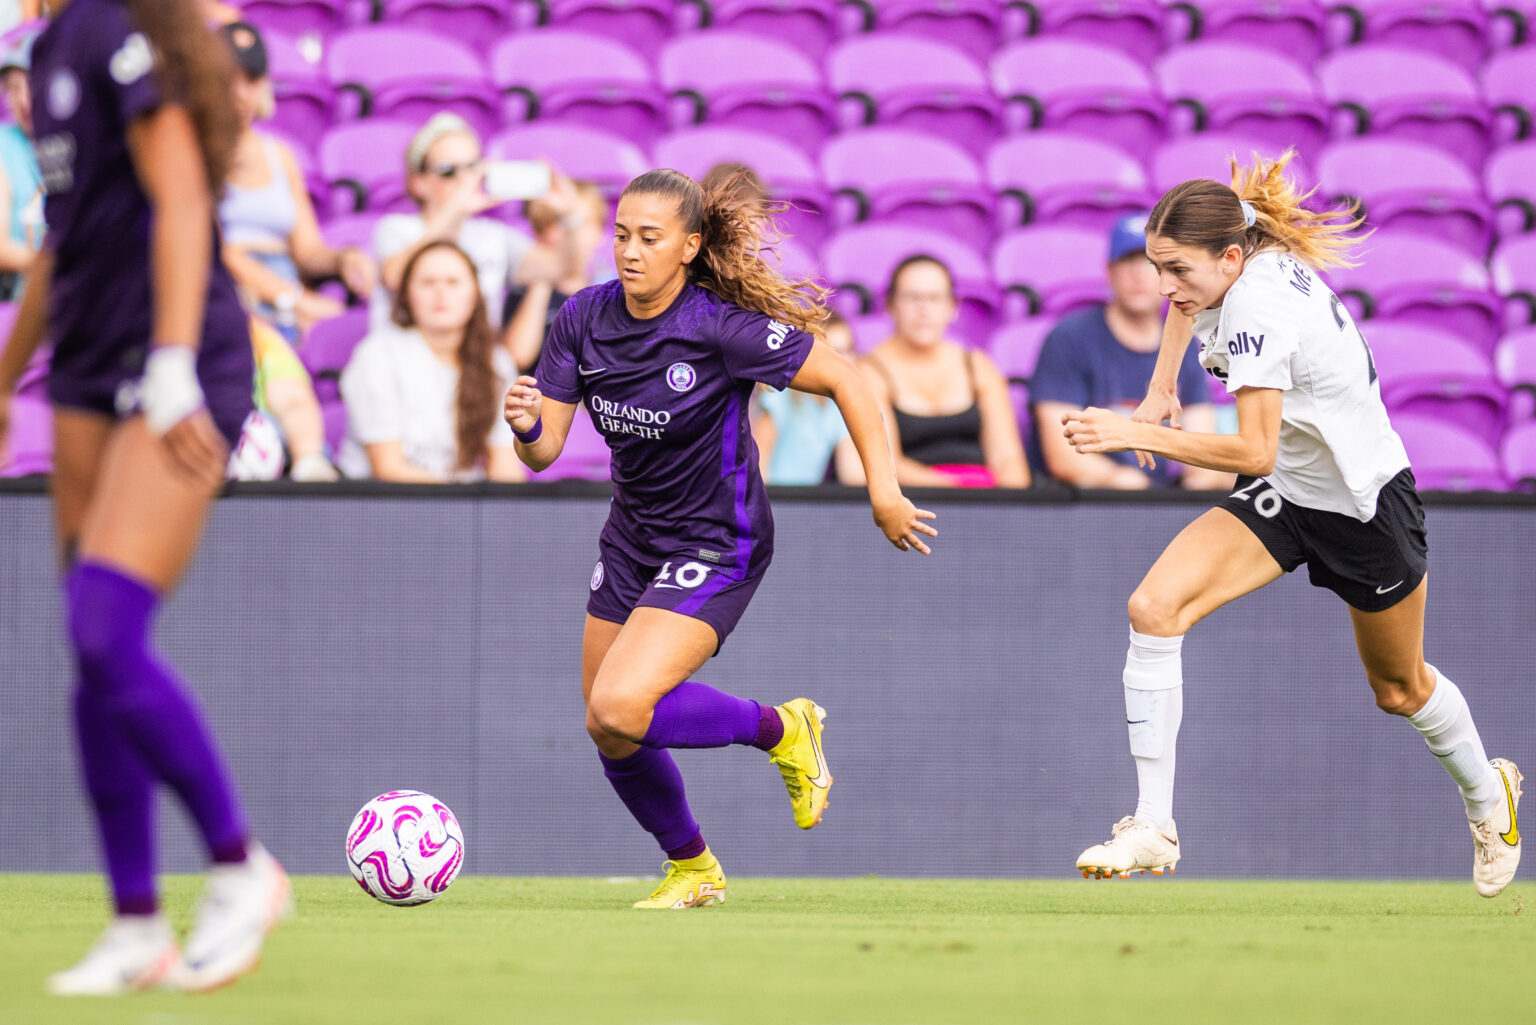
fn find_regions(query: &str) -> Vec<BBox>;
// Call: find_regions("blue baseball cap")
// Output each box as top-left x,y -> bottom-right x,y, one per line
1108,212 -> 1151,263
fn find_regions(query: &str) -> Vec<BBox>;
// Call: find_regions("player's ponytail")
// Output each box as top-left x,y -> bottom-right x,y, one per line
622,169 -> 829,334
1148,149 -> 1367,270
126,0 -> 242,193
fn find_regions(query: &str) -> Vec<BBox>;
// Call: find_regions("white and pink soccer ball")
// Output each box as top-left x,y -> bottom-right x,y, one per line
345,790 -> 465,906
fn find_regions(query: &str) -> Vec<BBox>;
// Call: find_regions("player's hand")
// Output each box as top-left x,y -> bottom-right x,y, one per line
503,375 -> 543,434
1128,384 -> 1181,470
161,408 -> 229,488
338,247 -> 377,298
1062,406 -> 1137,456
872,491 -> 937,554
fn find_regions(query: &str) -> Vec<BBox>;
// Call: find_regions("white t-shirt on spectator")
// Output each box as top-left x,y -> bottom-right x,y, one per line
369,214 -> 534,328
339,323 -> 517,480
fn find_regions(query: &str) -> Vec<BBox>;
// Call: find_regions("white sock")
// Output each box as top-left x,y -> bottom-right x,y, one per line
1124,628 -> 1183,832
1407,666 -> 1502,820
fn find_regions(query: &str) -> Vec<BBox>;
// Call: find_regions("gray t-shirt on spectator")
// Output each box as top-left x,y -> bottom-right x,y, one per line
369,214 -> 533,328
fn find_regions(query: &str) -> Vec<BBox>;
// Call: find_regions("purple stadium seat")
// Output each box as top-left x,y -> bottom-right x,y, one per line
1392,413 -> 1507,491
1334,0 -> 1488,72
1495,328 -> 1536,421
1317,139 -> 1493,257
1481,49 -> 1536,150
653,127 -> 833,246
233,0 -> 350,38
543,0 -> 681,51
990,40 -> 1166,158
319,212 -> 382,253
1155,42 -> 1329,160
1370,323 -> 1506,442
325,28 -> 498,138
0,393 -> 51,477
869,0 -> 1007,63
1490,234 -> 1536,330
1149,135 -> 1316,194
1031,0 -> 1164,64
826,37 -> 1001,155
988,318 -> 1053,382
487,124 -> 649,198
263,30 -> 332,151
387,0 -> 513,53
992,226 -> 1109,321
1316,45 -> 1491,168
765,235 -> 820,285
1484,144 -> 1536,242
1328,229 -> 1503,351
657,32 -> 835,150
1170,0 -> 1327,66
301,309 -> 369,451
707,0 -> 839,58
319,120 -> 419,216
1500,421 -> 1536,487
820,129 -> 996,244
986,133 -> 1152,232
489,32 -> 666,146
821,224 -> 999,344
846,312 -> 893,354
528,407 -> 611,481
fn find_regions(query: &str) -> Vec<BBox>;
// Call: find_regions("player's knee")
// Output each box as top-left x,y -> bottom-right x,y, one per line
586,689 -> 647,741
1368,663 -> 1434,717
1127,588 -> 1182,636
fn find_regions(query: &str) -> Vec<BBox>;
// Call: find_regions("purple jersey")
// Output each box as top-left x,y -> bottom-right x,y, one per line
538,281 -> 815,573
31,0 -> 250,430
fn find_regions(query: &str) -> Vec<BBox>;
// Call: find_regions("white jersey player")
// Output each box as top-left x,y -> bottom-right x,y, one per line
1060,151 -> 1521,896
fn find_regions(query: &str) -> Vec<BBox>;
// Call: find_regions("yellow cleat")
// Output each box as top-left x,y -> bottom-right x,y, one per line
632,850 -> 727,909
767,698 -> 832,829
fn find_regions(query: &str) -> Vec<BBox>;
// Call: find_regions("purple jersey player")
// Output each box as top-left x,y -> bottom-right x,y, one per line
0,0 -> 288,995
504,168 -> 937,909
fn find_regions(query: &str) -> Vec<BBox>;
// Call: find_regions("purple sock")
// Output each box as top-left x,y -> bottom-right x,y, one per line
642,681 -> 771,750
73,686 -> 158,915
67,562 -> 249,866
599,747 -> 703,857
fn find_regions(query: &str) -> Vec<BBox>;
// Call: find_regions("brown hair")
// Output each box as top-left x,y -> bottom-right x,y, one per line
390,241 -> 501,472
1147,149 -> 1367,270
620,168 -> 829,333
885,254 -> 956,307
126,0 -> 242,191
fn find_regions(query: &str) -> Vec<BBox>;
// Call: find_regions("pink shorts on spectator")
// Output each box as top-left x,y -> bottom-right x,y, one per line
931,464 -> 996,488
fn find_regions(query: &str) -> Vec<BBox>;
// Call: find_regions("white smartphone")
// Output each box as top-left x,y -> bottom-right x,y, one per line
484,160 -> 552,202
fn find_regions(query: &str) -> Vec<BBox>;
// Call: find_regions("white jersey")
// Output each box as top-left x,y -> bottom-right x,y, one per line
1193,250 -> 1409,520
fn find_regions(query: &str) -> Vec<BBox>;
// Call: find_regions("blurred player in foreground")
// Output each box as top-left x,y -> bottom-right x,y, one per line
1063,152 -> 1521,896
505,168 -> 935,908
0,0 -> 289,994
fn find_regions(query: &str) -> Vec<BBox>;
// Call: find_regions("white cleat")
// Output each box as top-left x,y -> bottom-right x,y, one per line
174,842 -> 294,992
1077,816 -> 1181,879
46,915 -> 181,996
1471,758 -> 1522,898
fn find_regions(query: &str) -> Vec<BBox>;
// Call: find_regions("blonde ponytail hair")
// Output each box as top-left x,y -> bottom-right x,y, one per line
1148,149 -> 1368,270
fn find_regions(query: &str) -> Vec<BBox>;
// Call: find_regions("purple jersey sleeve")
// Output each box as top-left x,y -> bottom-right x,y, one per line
534,296 -> 584,404
97,10 -> 163,125
715,304 -> 814,390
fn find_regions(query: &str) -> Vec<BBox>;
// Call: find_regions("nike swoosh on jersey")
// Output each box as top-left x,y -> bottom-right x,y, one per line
802,708 -> 830,789
1498,767 -> 1520,847
1375,581 -> 1403,595
578,365 -> 606,376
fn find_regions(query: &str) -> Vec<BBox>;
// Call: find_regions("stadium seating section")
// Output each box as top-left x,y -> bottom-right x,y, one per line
4,0 -> 1535,489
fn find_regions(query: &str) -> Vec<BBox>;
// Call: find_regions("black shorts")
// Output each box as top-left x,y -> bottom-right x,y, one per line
1219,468 -> 1428,613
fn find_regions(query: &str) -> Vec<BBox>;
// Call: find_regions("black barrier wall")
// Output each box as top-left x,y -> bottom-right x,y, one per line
3,486 -> 1533,879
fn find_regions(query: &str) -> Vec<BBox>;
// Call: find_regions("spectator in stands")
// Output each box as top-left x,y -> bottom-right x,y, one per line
1031,214 -> 1232,490
502,181 -> 612,372
861,255 -> 1030,488
248,317 -> 338,481
217,22 -> 374,339
341,240 -> 524,482
371,114 -> 584,347
754,312 -> 862,485
0,34 -> 42,300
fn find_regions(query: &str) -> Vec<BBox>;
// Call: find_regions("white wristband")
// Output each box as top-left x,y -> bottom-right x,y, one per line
140,346 -> 205,437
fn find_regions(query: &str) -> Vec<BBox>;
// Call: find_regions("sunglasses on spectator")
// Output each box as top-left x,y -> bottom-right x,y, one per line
426,160 -> 483,179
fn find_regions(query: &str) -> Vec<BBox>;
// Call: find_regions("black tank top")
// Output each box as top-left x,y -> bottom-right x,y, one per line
872,349 -> 987,466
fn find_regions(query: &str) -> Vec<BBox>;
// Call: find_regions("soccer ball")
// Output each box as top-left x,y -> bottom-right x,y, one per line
345,790 -> 465,906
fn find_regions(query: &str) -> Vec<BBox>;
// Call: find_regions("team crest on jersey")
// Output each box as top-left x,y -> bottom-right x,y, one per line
47,69 -> 79,120
666,362 -> 696,392
590,561 -> 604,591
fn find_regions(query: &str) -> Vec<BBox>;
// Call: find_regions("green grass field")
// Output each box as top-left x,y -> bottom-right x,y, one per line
0,875 -> 1529,1025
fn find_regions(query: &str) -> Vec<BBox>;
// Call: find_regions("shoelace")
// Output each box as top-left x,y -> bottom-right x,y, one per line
646,861 -> 685,900
1108,816 -> 1139,840
1471,820 -> 1500,866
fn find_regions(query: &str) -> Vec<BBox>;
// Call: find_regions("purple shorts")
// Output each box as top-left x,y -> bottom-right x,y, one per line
586,535 -> 767,651
47,321 -> 254,449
